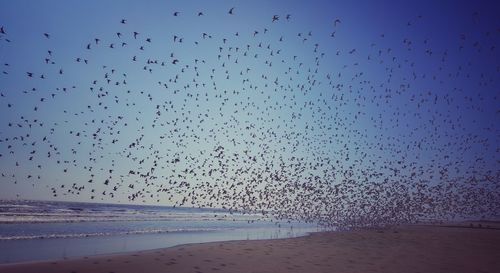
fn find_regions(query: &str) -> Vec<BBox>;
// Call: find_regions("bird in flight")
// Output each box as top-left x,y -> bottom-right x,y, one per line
0,2 -> 497,231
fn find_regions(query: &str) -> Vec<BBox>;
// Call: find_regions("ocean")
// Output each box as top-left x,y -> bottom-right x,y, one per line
0,200 -> 318,264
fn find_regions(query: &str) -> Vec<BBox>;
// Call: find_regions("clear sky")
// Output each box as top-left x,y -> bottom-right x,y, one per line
0,0 -> 498,221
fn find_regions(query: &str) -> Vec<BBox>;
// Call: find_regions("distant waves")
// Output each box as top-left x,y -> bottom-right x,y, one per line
0,200 -> 260,224
0,200 -> 308,241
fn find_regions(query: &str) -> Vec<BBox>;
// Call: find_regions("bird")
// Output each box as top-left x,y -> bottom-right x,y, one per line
0,3 -> 498,232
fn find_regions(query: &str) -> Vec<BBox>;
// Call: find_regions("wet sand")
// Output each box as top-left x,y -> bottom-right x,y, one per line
1,223 -> 499,273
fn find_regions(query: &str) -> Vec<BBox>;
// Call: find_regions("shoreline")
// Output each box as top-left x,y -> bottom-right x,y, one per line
0,230 -> 319,266
0,225 -> 317,264
0,231 -> 316,266
0,223 -> 499,273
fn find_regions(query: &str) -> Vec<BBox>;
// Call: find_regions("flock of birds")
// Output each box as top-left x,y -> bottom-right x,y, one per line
0,6 -> 499,229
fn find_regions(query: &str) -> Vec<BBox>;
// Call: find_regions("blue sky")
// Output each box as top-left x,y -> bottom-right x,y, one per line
0,0 -> 498,220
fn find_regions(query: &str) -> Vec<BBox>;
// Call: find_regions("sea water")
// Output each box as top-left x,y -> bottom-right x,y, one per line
0,200 -> 317,264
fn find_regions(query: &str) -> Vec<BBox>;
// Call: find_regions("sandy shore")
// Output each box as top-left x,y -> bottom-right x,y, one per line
1,224 -> 499,273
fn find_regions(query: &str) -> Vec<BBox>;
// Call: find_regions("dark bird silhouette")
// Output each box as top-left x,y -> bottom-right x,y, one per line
0,4 -> 498,231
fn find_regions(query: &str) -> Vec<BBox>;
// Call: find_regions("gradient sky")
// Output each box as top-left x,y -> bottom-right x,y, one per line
0,0 -> 498,219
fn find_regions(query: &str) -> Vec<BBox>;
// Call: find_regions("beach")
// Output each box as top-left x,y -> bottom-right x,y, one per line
1,223 -> 498,273
0,1 -> 499,272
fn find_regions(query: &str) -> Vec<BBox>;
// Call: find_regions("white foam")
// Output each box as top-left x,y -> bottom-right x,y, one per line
0,227 -> 228,240
0,200 -> 263,224
0,211 -> 261,224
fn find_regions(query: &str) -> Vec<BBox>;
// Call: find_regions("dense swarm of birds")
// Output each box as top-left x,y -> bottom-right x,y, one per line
0,6 -> 499,229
